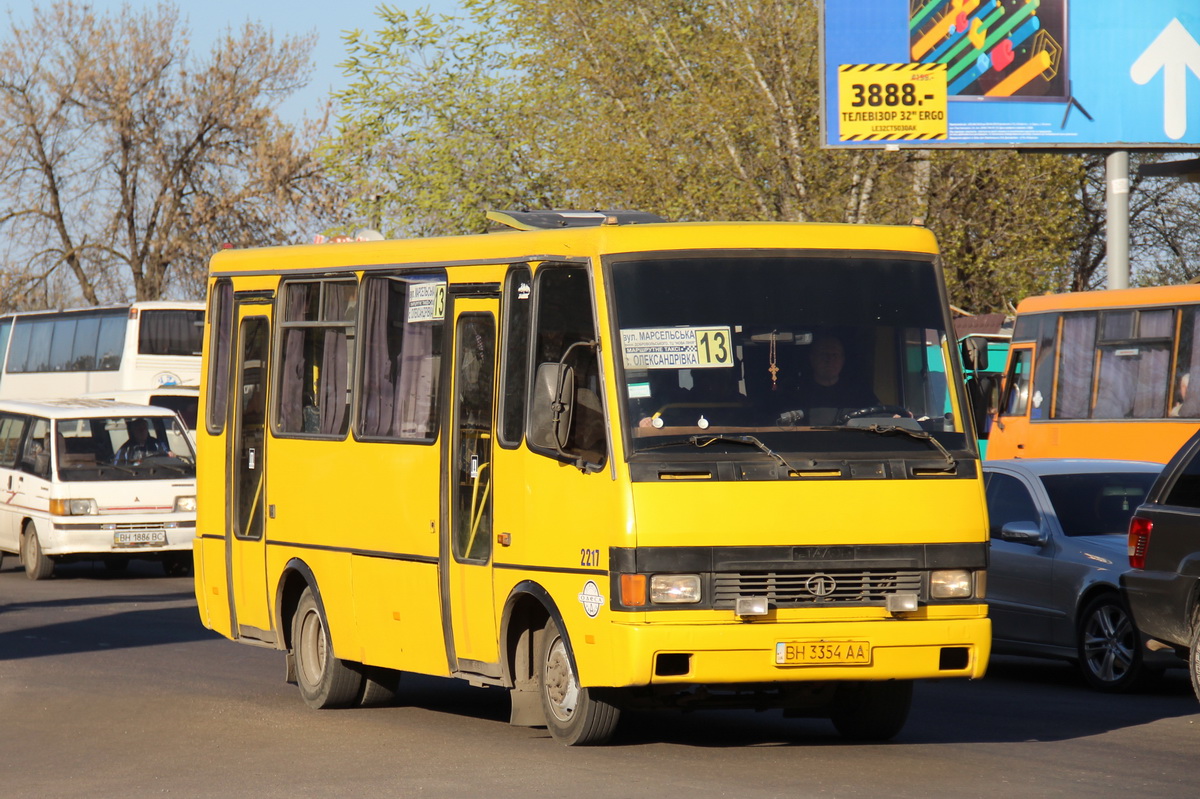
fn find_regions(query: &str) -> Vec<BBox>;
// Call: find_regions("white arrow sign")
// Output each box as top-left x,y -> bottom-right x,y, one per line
1130,18 -> 1200,140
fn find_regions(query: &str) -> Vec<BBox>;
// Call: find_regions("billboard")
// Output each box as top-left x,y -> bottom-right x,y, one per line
822,0 -> 1200,148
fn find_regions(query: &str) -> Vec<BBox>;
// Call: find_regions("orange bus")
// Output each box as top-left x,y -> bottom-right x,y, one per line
988,284 -> 1200,463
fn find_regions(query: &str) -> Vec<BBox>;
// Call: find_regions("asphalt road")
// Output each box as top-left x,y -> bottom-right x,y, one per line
1,557 -> 1196,798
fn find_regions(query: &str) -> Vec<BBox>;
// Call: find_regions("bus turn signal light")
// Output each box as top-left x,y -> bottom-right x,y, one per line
620,574 -> 647,607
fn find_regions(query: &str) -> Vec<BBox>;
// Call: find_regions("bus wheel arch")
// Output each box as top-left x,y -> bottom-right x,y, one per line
536,615 -> 620,745
275,560 -> 363,709
499,581 -> 620,745
276,559 -> 317,653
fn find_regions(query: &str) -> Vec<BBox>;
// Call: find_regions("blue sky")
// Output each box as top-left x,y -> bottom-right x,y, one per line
3,1 -> 466,121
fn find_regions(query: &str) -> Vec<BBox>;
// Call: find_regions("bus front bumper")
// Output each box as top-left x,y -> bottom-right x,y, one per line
592,612 -> 991,687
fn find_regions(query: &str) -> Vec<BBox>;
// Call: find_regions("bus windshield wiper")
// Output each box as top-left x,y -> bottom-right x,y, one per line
690,434 -> 794,470
813,423 -> 956,471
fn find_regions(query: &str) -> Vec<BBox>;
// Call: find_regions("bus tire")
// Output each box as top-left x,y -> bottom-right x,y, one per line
357,665 -> 402,707
537,617 -> 620,746
292,586 -> 362,709
829,680 -> 912,742
21,523 -> 54,581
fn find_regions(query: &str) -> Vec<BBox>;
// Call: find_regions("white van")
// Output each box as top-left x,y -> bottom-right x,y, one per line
0,399 -> 196,579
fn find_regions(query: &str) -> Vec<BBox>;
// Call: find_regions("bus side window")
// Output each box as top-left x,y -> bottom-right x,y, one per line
498,265 -> 532,448
277,279 -> 356,438
1001,350 -> 1032,417
356,273 -> 445,441
529,265 -> 607,466
207,280 -> 234,434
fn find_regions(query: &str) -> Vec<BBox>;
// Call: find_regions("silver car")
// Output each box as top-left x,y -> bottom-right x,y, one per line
983,458 -> 1164,692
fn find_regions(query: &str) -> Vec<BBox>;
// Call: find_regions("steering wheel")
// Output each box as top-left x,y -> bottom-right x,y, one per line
837,405 -> 912,424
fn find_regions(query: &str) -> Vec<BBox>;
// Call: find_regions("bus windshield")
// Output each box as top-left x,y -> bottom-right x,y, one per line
609,253 -> 964,454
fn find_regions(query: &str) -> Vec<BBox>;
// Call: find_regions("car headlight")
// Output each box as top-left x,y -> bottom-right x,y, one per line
50,498 -> 98,516
175,495 -> 197,513
930,569 -> 973,599
650,574 -> 702,604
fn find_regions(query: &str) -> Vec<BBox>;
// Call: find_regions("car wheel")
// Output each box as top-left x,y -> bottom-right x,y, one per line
829,680 -> 912,741
21,522 -> 54,581
537,617 -> 620,745
1076,593 -> 1145,692
1189,613 -> 1200,704
292,586 -> 363,709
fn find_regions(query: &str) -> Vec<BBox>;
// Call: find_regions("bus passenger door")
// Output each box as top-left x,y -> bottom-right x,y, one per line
227,306 -> 273,639
443,297 -> 500,672
989,344 -> 1033,459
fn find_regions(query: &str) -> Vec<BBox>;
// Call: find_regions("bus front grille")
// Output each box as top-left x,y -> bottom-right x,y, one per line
712,570 -> 923,607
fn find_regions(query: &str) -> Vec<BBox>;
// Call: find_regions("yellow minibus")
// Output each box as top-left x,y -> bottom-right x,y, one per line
194,210 -> 990,745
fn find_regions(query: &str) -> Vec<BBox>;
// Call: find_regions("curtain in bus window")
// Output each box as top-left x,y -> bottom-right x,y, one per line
207,282 -> 233,433
1094,311 -> 1172,419
359,278 -> 394,437
318,283 -> 352,435
139,310 -> 203,356
1055,314 -> 1095,419
1094,352 -> 1136,419
397,292 -> 437,437
279,286 -> 307,432
1131,310 -> 1172,418
279,281 -> 353,436
358,276 -> 439,440
1173,307 -> 1200,418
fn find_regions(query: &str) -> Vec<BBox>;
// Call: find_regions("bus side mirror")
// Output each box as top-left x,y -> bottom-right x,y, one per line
961,337 -> 988,371
529,362 -> 575,453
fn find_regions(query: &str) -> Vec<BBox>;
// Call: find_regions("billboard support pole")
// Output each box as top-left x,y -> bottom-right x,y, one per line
1106,150 -> 1130,290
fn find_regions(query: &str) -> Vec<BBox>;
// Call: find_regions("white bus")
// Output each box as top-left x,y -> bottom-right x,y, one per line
0,302 -> 204,417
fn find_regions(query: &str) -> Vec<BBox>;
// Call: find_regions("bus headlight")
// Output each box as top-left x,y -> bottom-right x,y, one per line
930,569 -> 973,599
50,498 -> 98,516
650,574 -> 702,604
175,495 -> 197,513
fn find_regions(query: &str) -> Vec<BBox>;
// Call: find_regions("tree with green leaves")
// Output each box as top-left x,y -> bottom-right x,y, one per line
325,0 -> 1085,313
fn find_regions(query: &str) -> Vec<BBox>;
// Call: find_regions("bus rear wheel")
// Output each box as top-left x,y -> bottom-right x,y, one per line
21,523 -> 54,581
829,680 -> 912,742
537,617 -> 620,746
292,586 -> 363,709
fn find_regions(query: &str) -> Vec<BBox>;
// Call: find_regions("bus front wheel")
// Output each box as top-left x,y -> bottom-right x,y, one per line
292,586 -> 363,709
829,680 -> 912,742
21,523 -> 54,581
537,617 -> 620,746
